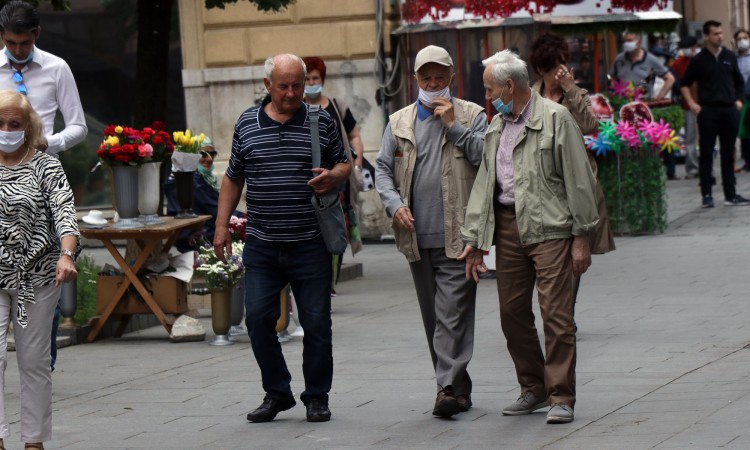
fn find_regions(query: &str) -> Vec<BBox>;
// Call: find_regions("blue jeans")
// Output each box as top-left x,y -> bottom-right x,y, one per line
243,235 -> 332,404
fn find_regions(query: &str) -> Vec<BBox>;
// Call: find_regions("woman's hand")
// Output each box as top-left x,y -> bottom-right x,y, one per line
55,254 -> 78,286
555,64 -> 576,92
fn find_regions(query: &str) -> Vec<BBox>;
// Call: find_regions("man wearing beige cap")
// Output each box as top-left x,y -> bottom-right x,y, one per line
375,45 -> 487,418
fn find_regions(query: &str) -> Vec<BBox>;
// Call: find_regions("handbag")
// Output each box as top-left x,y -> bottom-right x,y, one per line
309,105 -> 349,255
330,98 -> 365,191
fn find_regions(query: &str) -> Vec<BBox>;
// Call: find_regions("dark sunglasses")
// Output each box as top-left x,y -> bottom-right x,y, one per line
12,71 -> 27,95
200,150 -> 218,158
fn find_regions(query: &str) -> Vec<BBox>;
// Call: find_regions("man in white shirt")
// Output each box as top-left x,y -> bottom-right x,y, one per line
0,0 -> 87,156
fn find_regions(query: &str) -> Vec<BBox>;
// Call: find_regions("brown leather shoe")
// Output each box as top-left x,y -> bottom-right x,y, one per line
432,387 -> 460,418
456,394 -> 472,412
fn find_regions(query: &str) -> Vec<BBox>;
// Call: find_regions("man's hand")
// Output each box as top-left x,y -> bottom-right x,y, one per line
308,168 -> 338,195
213,225 -> 232,264
571,236 -> 591,278
736,100 -> 744,111
457,244 -> 487,282
393,206 -> 415,232
432,97 -> 455,128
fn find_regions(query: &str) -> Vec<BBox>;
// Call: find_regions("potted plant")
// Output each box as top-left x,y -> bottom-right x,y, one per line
137,122 -> 175,223
194,242 -> 245,345
97,125 -> 151,228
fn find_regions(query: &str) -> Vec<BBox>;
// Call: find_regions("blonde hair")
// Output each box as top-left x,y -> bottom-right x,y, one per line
0,89 -> 47,151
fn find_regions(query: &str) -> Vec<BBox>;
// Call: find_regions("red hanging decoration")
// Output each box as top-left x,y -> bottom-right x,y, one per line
401,0 -> 666,24
401,0 -> 453,24
609,0 -> 669,11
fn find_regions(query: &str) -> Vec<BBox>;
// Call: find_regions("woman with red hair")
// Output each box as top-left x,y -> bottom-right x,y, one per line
529,33 -> 615,320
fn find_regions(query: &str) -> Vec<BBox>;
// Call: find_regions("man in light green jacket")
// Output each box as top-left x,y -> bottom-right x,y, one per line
459,49 -> 599,425
375,45 -> 487,418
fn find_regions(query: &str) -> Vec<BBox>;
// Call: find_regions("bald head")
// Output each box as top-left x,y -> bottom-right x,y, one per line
263,53 -> 307,117
264,54 -> 306,80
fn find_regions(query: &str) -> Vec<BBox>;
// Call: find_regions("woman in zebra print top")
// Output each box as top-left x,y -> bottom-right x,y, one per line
0,90 -> 79,450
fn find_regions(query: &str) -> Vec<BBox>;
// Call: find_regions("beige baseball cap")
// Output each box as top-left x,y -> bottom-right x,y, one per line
414,45 -> 453,73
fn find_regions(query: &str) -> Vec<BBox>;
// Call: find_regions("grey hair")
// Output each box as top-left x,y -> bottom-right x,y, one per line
482,49 -> 529,87
264,54 -> 307,80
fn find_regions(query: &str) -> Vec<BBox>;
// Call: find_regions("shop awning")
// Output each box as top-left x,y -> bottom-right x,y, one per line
392,11 -> 682,36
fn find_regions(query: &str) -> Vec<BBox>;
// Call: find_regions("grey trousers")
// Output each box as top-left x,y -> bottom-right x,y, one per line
0,283 -> 59,443
684,110 -> 699,175
409,247 -> 477,396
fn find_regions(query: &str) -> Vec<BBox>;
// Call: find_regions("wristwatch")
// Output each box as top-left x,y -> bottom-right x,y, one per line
60,249 -> 75,261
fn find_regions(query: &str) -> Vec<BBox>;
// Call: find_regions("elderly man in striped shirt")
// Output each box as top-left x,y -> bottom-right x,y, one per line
215,53 -> 349,424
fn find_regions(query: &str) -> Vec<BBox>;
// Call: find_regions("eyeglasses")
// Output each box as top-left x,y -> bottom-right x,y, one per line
12,71 -> 27,95
200,150 -> 217,158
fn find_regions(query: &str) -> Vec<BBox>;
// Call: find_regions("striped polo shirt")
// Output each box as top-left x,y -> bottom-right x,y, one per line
226,96 -> 347,242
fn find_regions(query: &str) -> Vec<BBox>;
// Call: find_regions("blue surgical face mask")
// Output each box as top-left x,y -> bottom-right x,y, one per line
304,84 -> 323,98
4,48 -> 33,65
491,86 -> 513,115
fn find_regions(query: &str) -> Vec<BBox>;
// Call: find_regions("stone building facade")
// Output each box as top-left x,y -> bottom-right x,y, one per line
176,0 -> 400,238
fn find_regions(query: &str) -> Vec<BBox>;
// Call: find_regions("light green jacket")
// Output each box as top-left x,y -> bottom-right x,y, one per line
461,90 -> 599,250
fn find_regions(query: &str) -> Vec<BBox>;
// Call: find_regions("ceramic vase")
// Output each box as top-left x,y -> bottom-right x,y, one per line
137,161 -> 164,224
174,171 -> 198,218
111,165 -> 141,229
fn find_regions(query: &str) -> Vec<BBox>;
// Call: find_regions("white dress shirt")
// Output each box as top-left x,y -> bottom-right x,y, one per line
0,46 -> 87,155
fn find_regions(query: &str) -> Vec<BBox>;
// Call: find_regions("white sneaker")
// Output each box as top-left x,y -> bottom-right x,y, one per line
547,403 -> 574,424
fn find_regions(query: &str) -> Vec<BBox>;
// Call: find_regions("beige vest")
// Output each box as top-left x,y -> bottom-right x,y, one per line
388,98 -> 485,262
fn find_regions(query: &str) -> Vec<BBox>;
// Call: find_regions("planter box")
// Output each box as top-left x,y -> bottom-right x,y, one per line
96,275 -> 188,315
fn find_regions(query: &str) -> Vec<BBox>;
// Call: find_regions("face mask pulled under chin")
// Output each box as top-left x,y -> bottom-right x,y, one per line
418,86 -> 451,108
0,130 -> 25,153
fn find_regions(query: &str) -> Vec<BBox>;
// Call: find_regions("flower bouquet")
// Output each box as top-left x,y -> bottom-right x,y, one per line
140,121 -> 175,163
97,125 -> 149,167
228,216 -> 247,242
194,242 -> 245,289
171,129 -> 204,172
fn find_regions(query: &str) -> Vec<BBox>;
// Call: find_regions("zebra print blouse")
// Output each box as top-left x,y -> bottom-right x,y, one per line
0,151 -> 80,328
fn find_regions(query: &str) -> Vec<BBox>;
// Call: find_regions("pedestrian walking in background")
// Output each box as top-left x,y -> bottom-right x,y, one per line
302,56 -> 365,296
529,32 -> 615,322
460,49 -> 599,425
681,20 -> 750,208
734,29 -> 750,172
610,30 -> 675,100
214,54 -> 349,423
671,35 -> 702,179
375,45 -> 487,418
0,90 -> 79,450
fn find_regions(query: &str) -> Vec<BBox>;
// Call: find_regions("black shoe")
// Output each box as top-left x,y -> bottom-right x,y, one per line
306,398 -> 331,422
246,396 -> 296,423
701,195 -> 714,208
724,195 -> 750,206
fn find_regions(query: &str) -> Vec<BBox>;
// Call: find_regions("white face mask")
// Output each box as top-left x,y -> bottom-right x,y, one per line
418,86 -> 451,109
622,41 -> 638,53
0,130 -> 25,153
738,39 -> 750,52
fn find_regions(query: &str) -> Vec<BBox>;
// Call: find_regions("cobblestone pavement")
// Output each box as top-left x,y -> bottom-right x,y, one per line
3,171 -> 750,449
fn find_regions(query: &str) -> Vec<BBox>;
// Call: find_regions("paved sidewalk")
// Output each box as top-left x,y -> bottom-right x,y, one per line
4,172 -> 750,449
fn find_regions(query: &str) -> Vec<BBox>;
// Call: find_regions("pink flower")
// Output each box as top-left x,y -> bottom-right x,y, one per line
138,143 -> 154,158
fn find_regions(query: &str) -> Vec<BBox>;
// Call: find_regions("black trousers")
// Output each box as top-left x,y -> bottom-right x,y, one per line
697,106 -> 739,200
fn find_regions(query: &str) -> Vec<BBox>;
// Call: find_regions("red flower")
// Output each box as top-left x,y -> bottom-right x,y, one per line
150,120 -> 166,131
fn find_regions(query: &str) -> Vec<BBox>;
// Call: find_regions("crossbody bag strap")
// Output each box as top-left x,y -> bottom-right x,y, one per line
309,104 -> 321,169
